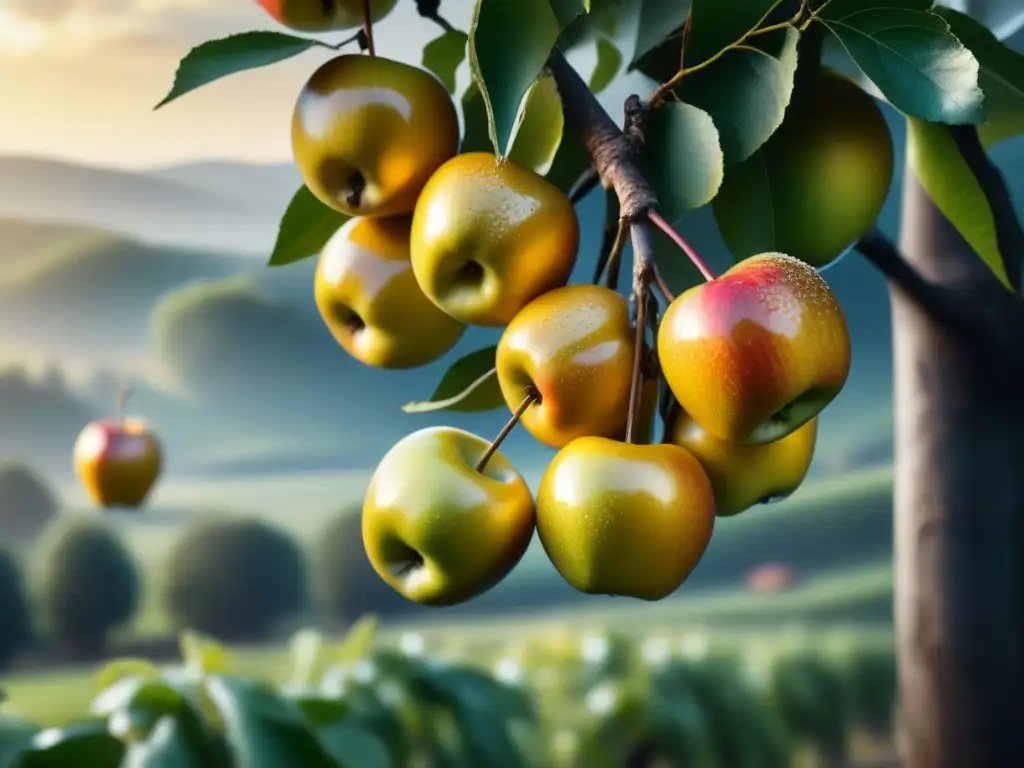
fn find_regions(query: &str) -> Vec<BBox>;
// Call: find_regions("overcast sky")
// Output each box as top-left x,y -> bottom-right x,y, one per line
0,0 -> 625,170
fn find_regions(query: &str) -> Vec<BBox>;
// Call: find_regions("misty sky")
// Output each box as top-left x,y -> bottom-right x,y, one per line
0,0 -> 623,169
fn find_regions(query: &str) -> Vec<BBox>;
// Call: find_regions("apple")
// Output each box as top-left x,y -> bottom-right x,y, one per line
362,426 -> 535,606
658,252 -> 851,445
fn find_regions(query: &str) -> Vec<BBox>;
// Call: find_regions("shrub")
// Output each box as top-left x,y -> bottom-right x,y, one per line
312,507 -> 422,626
0,547 -> 31,667
33,519 -> 140,657
161,516 -> 309,642
0,463 -> 58,544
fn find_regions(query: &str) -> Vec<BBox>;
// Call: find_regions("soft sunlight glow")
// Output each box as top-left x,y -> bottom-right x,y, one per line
0,10 -> 47,56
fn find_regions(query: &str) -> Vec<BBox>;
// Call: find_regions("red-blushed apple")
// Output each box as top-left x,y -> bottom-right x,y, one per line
658,252 -> 851,445
667,407 -> 818,516
74,411 -> 162,509
254,0 -> 398,32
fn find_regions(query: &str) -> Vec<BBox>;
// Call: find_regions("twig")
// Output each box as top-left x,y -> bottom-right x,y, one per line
647,0 -> 806,106
593,191 -> 621,284
476,388 -> 538,472
652,264 -> 676,303
603,218 -> 629,289
547,50 -> 658,219
625,223 -> 656,444
949,126 -> 1024,293
415,0 -> 457,32
361,0 -> 376,56
647,210 -> 717,281
569,167 -> 600,204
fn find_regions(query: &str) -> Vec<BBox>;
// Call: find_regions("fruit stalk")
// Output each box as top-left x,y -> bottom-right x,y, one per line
624,223 -> 655,444
648,210 -> 716,281
115,386 -> 132,423
476,387 -> 539,472
362,0 -> 376,56
601,217 -> 629,289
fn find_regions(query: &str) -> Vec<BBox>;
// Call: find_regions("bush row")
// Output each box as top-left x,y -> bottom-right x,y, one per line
0,623 -> 899,767
0,506 -> 395,666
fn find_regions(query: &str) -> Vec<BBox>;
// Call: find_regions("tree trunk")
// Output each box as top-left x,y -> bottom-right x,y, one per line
893,168 -> 1024,768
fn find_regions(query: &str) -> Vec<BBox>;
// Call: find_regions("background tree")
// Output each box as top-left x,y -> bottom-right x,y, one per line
0,463 -> 58,545
0,547 -> 32,668
33,519 -> 140,658
160,516 -> 310,642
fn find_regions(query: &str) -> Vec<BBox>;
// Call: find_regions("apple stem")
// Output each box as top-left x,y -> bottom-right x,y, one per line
600,217 -> 629,289
625,222 -> 660,445
647,210 -> 717,282
476,387 -> 539,473
115,386 -> 133,423
652,264 -> 676,302
362,0 -> 376,57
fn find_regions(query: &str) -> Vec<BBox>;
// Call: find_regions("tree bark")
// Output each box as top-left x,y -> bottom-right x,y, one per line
893,167 -> 1024,768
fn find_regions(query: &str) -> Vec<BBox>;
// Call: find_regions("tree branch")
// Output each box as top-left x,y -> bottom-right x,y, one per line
547,50 -> 658,219
949,125 -> 1024,293
857,227 -> 1024,375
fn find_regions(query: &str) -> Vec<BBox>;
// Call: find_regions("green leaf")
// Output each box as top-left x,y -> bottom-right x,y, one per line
269,186 -> 349,267
179,631 -> 235,677
507,74 -> 566,175
402,347 -> 504,414
934,7 -> 1024,147
205,676 -> 336,768
460,83 -> 494,154
906,117 -> 1012,289
468,0 -> 561,158
643,102 -> 724,222
423,29 -> 469,94
156,32 -> 321,109
0,716 -> 40,766
682,26 -> 799,165
544,131 -> 592,196
120,717 -> 210,768
329,614 -> 379,666
589,38 -> 623,93
817,8 -> 985,124
14,721 -> 125,768
550,0 -> 590,28
94,659 -> 160,694
318,722 -> 393,768
558,0 -> 622,51
629,0 -> 692,65
686,0 -> 781,66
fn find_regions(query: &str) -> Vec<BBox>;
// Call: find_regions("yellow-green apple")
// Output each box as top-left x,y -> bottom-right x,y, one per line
410,152 -> 579,326
292,55 -> 459,218
362,426 -> 535,606
667,407 -> 818,516
73,400 -> 162,509
314,214 -> 465,368
496,285 -> 635,447
713,70 -> 894,269
658,252 -> 850,445
255,0 -> 399,31
536,437 -> 716,600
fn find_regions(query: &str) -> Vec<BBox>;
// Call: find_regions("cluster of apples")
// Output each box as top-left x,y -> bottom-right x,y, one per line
257,0 -> 853,608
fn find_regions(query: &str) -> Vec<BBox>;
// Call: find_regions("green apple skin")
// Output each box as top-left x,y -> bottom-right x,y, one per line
362,426 -> 535,606
536,437 -> 716,601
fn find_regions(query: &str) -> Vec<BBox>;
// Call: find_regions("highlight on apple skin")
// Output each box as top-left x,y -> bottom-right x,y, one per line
361,426 -> 536,607
658,252 -> 851,446
73,419 -> 163,509
667,407 -> 819,517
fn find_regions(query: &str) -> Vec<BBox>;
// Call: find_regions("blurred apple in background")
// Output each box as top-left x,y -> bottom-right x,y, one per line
73,388 -> 163,510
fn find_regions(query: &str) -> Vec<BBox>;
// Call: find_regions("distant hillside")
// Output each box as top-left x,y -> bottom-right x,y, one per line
0,156 -> 293,257
0,227 -> 250,363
